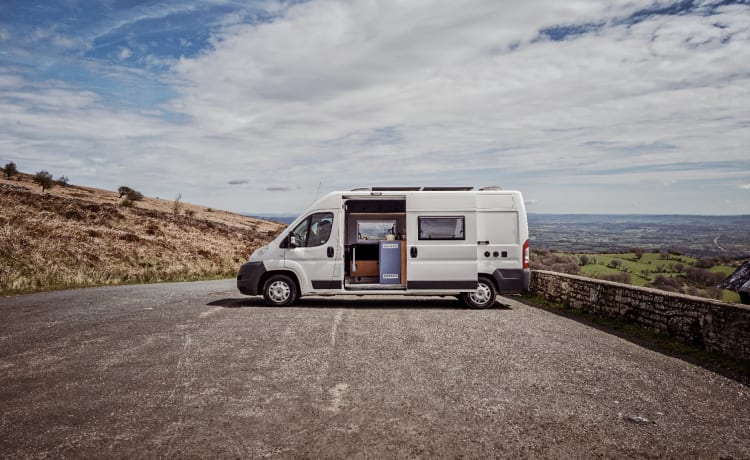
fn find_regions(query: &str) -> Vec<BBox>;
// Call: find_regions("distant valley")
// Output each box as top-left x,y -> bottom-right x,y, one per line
529,214 -> 750,258
249,213 -> 750,259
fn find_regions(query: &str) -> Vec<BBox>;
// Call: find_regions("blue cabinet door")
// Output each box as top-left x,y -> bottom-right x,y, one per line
379,241 -> 402,284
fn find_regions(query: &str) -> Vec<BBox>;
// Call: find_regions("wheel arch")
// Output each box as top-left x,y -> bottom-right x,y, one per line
259,270 -> 302,298
479,273 -> 498,291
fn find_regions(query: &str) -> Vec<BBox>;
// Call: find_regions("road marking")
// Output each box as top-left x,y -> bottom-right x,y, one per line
169,333 -> 192,402
330,308 -> 344,347
199,306 -> 222,318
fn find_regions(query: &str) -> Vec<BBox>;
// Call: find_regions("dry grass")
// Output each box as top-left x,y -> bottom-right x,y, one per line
0,173 -> 285,295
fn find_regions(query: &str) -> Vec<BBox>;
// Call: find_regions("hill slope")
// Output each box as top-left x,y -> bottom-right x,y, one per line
0,173 -> 285,295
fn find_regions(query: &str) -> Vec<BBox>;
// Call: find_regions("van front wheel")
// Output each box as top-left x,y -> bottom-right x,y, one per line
263,274 -> 297,306
462,278 -> 496,309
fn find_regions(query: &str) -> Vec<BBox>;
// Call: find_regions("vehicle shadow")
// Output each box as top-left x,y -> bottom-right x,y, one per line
207,296 -> 513,310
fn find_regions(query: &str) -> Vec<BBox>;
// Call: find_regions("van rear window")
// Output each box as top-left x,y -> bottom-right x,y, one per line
418,216 -> 465,240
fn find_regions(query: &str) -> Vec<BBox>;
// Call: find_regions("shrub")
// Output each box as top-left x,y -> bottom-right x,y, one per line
56,176 -> 69,186
33,171 -> 54,191
579,254 -> 590,266
649,274 -> 682,292
3,162 -> 17,178
63,208 -> 85,220
119,233 -> 140,242
529,250 -> 581,274
705,287 -> 723,300
120,199 -> 135,208
126,190 -> 143,201
684,267 -> 725,286
694,258 -> 716,269
599,272 -> 631,284
118,186 -> 134,198
630,247 -> 645,260
607,259 -> 622,269
145,222 -> 161,236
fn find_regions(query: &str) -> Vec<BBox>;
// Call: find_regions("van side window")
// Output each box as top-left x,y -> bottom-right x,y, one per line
418,216 -> 465,240
284,212 -> 334,248
289,218 -> 310,247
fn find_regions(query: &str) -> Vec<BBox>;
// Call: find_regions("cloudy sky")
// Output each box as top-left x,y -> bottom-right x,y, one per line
1,0 -> 749,215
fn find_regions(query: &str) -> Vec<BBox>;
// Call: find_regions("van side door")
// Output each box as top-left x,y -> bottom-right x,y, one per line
405,194 -> 478,291
283,210 -> 341,292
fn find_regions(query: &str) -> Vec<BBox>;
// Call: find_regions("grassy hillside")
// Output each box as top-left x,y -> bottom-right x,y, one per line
531,249 -> 743,303
0,172 -> 285,295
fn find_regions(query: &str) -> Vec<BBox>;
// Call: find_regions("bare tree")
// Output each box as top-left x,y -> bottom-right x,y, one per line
173,193 -> 183,217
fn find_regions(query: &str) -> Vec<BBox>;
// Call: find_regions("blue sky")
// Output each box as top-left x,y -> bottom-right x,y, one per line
1,0 -> 749,214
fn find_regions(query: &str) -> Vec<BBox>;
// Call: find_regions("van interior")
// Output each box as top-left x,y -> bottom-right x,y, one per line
344,198 -> 406,290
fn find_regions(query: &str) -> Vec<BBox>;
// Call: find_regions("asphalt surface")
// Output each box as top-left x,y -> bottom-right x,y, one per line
1,280 -> 748,459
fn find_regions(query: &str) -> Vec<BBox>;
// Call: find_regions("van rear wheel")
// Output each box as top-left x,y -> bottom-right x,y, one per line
462,277 -> 496,309
263,274 -> 297,306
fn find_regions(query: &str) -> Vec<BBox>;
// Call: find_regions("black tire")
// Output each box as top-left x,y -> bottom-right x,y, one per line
462,277 -> 496,309
262,274 -> 298,306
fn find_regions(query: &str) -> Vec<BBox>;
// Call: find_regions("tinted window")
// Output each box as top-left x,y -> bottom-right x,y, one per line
308,213 -> 334,247
418,216 -> 465,240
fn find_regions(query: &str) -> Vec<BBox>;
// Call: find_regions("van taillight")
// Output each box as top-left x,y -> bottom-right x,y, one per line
523,240 -> 529,269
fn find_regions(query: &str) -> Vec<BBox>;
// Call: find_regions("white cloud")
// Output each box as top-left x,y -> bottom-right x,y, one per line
3,0 -> 750,214
740,184 -> 750,190
118,47 -> 132,60
160,0 -> 750,210
52,34 -> 77,49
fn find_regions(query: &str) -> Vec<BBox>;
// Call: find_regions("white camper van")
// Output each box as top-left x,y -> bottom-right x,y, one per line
237,187 -> 530,308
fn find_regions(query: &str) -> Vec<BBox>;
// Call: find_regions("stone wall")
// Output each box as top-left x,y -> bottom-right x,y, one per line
530,270 -> 750,361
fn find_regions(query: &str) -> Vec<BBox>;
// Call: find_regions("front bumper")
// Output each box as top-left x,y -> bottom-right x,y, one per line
237,261 -> 266,295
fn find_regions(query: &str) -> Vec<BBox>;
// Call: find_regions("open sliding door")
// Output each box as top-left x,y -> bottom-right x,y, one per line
405,193 -> 478,291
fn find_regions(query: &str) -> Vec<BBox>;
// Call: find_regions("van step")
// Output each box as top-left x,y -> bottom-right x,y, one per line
344,283 -> 406,291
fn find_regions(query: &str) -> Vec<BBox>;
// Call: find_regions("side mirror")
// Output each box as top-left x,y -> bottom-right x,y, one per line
289,235 -> 298,248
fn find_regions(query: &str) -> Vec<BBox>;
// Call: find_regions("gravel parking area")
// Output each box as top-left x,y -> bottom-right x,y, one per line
1,280 -> 748,458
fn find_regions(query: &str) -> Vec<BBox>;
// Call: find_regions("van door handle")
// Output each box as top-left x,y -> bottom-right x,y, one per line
410,247 -> 418,258
478,240 -> 490,245
327,246 -> 334,258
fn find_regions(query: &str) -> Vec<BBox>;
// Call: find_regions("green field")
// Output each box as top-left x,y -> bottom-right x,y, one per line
536,250 -> 742,303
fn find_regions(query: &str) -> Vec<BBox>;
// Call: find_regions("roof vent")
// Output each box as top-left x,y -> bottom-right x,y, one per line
371,186 -> 422,191
422,186 -> 474,191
